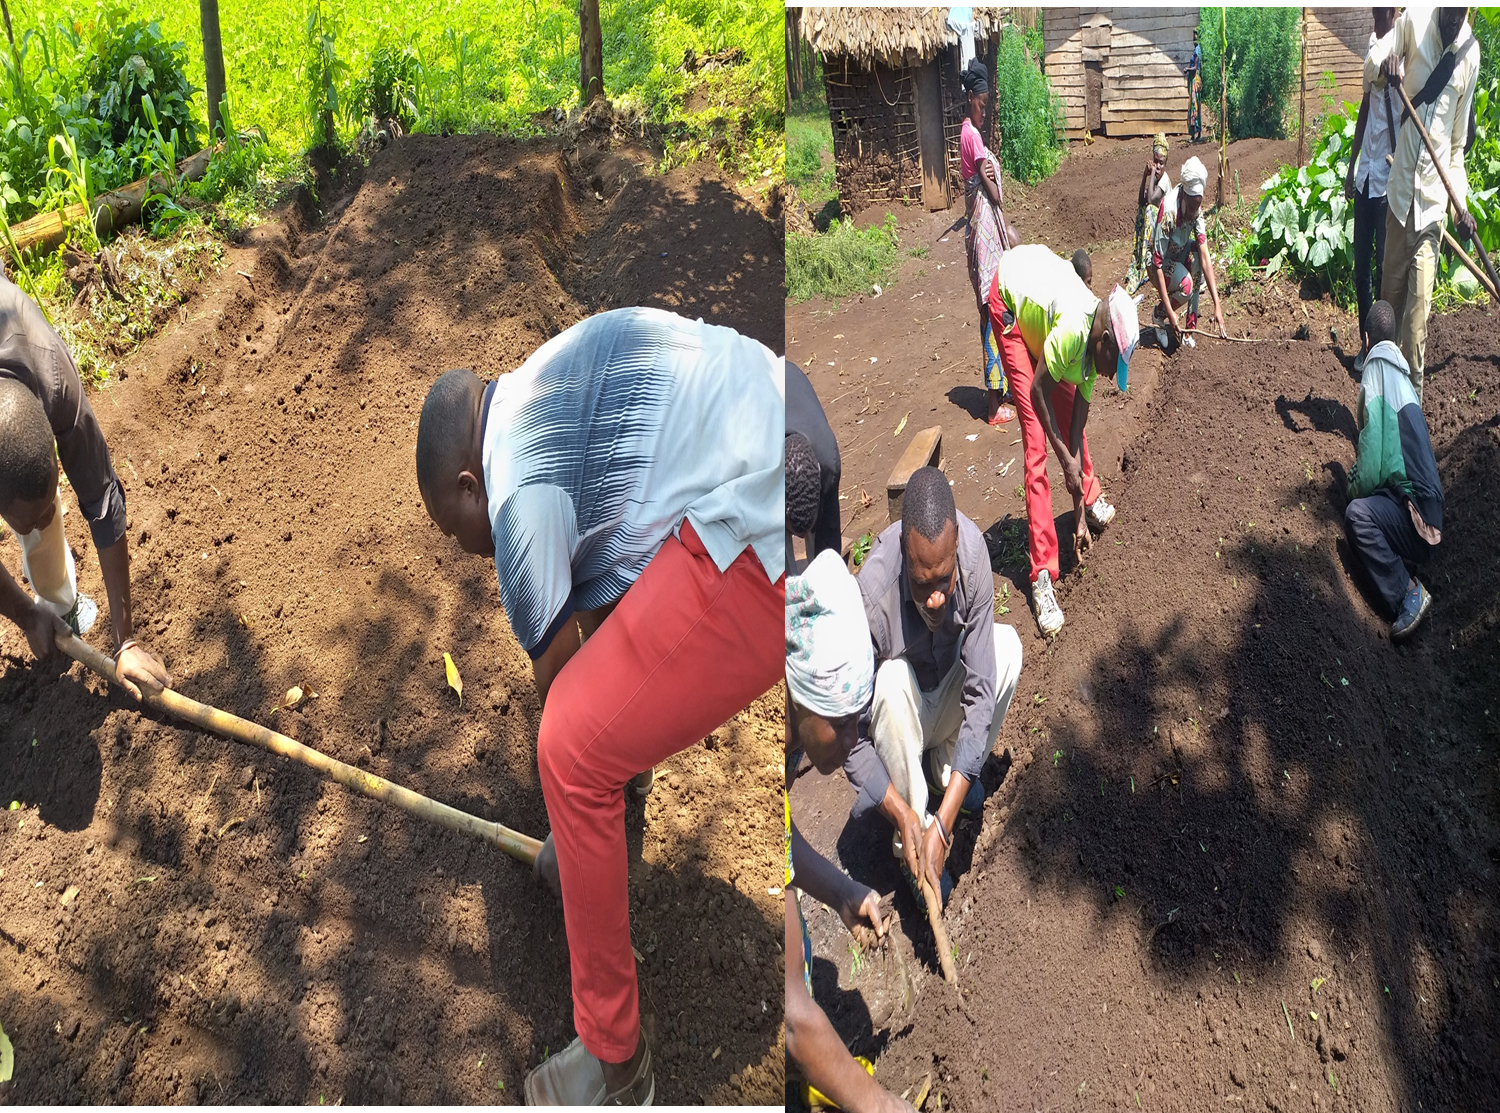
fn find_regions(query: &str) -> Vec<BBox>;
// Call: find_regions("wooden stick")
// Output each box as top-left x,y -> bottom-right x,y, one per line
1183,328 -> 1279,344
1441,226 -> 1500,302
1392,80 -> 1500,299
919,872 -> 958,985
56,633 -> 543,865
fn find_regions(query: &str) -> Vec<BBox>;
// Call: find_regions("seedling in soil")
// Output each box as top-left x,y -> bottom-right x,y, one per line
849,938 -> 865,975
1283,1001 -> 1295,1038
1113,885 -> 1126,899
851,532 -> 874,568
1053,750 -> 1063,766
1033,692 -> 1047,706
1312,976 -> 1327,995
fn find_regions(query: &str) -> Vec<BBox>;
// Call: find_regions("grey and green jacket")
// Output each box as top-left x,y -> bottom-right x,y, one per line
1348,340 -> 1443,535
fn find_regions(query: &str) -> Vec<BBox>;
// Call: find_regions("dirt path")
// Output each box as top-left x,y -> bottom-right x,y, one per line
788,137 -> 1500,1111
0,134 -> 784,1104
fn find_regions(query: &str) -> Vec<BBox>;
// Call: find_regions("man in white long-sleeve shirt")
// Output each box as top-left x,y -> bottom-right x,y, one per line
1379,6 -> 1480,403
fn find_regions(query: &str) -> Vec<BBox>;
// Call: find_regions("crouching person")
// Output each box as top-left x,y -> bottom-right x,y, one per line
844,467 -> 1022,904
1345,300 -> 1443,640
785,549 -> 915,1113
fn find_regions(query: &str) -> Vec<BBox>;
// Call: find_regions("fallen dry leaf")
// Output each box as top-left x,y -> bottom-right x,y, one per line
444,652 -> 463,706
894,412 -> 909,438
283,686 -> 305,710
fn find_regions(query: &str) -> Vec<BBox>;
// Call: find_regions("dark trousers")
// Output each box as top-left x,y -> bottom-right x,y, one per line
1353,185 -> 1388,342
1345,490 -> 1429,616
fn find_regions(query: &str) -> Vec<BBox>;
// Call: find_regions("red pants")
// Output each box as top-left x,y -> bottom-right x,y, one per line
991,287 -> 1101,584
537,518 -> 783,1061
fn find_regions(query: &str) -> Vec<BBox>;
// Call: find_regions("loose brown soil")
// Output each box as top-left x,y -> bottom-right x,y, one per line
0,133 -> 784,1104
788,136 -> 1500,1111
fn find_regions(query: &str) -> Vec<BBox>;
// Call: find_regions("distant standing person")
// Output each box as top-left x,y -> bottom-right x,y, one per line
1344,301 -> 1442,639
988,244 -> 1139,635
1379,6 -> 1480,403
1126,134 -> 1172,292
785,359 -> 842,572
1344,7 -> 1401,372
958,58 -> 1016,426
1186,32 -> 1203,142
1148,156 -> 1228,350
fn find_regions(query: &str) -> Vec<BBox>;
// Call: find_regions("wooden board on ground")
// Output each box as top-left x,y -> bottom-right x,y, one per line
887,425 -> 943,522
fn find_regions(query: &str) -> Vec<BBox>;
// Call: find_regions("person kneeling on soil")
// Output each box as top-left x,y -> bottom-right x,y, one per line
841,468 -> 1022,905
785,550 -> 916,1113
1147,155 -> 1227,351
987,244 -> 1139,636
0,277 -> 170,699
1344,300 -> 1443,640
415,307 -> 784,1105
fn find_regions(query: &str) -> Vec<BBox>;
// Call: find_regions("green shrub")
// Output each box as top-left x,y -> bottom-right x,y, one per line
1198,6 -> 1301,139
352,42 -> 424,130
81,5 -> 199,152
786,213 -> 900,302
991,27 -> 1063,185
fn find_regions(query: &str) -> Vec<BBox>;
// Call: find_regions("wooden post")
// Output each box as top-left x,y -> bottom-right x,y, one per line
199,0 -> 227,139
579,0 -> 604,105
1298,8 -> 1307,166
1216,7 -> 1228,208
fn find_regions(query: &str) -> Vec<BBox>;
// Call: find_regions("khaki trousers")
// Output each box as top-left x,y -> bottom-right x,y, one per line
870,622 -> 1024,819
1381,207 -> 1439,403
15,489 -> 78,617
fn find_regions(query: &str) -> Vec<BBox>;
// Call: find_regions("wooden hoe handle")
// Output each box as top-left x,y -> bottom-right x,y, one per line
920,872 -> 959,985
1392,80 -> 1500,299
56,633 -> 543,865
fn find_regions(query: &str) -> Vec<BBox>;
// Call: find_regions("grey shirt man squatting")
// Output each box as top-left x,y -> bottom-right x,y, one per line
843,511 -> 998,816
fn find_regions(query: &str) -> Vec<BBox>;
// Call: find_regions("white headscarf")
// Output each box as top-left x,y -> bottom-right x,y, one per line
1179,156 -> 1208,198
785,549 -> 875,718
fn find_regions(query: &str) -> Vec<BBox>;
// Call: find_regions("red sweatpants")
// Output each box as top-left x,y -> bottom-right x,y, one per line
537,518 -> 783,1062
991,287 -> 1101,584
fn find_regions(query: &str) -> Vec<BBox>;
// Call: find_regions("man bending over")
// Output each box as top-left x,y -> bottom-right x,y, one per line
415,307 -> 784,1104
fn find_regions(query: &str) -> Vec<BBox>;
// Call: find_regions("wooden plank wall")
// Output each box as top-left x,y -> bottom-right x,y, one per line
1101,9 -> 1196,136
1044,7 -> 1199,139
1304,8 -> 1371,115
1046,8 -> 1375,142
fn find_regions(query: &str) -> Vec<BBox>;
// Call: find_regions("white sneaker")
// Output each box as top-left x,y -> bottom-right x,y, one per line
1033,570 -> 1065,636
1085,495 -> 1116,532
1184,335 -> 1196,349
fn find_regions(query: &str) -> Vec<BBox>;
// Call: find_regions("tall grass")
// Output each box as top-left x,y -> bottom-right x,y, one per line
6,0 -> 783,176
786,213 -> 899,303
1198,6 -> 1302,140
992,26 -> 1063,185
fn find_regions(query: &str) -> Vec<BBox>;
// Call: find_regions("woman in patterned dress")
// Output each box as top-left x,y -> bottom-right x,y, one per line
1126,134 -> 1172,292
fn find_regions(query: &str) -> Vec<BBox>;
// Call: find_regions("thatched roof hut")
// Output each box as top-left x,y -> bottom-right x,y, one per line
795,7 -> 1020,214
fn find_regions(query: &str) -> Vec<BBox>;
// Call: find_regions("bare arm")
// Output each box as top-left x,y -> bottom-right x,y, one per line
96,536 -> 171,700
979,159 -> 1002,206
1138,164 -> 1154,208
784,894 -> 913,1113
1197,238 -> 1226,334
1151,261 -> 1180,337
0,556 -> 69,661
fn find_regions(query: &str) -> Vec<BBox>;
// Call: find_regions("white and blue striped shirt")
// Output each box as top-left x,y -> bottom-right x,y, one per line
481,307 -> 784,657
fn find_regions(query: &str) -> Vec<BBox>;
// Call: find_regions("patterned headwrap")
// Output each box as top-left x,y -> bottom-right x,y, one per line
1152,132 -> 1169,157
785,549 -> 874,719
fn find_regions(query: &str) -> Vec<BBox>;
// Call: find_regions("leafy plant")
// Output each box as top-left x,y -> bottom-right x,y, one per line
304,0 -> 347,150
80,5 -> 199,151
353,41 -> 424,130
1243,106 -> 1357,302
991,27 -> 1064,185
